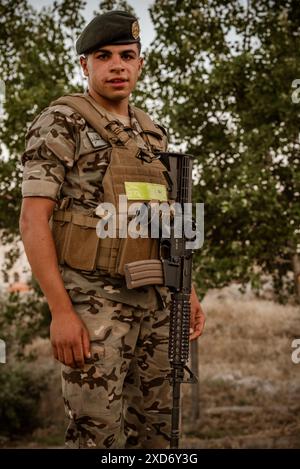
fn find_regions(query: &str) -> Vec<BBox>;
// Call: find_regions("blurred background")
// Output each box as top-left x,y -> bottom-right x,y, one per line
0,0 -> 300,448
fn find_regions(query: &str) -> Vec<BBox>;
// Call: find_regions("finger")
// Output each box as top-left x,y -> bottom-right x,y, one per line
82,328 -> 91,360
72,340 -> 85,369
63,346 -> 76,368
190,324 -> 199,339
190,326 -> 202,340
198,313 -> 206,331
52,345 -> 58,361
190,306 -> 199,326
190,314 -> 205,340
190,332 -> 200,341
57,345 -> 65,364
195,314 -> 205,336
190,312 -> 197,332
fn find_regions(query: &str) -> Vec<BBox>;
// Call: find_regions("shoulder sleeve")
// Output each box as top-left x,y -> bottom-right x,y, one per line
21,106 -> 84,201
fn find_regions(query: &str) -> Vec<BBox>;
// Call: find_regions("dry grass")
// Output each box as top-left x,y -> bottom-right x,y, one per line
199,294 -> 300,379
181,291 -> 300,448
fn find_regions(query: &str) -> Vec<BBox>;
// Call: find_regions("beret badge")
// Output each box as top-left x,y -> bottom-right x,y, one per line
131,20 -> 140,40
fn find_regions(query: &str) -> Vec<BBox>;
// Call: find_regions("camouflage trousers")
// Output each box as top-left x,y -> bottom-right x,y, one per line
61,292 -> 172,449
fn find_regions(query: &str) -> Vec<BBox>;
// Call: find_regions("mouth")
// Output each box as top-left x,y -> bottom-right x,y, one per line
107,78 -> 128,84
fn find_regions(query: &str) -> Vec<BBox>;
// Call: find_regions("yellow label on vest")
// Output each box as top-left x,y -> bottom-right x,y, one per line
124,182 -> 168,201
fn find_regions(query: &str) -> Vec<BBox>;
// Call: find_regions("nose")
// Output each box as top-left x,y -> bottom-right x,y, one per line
109,54 -> 125,72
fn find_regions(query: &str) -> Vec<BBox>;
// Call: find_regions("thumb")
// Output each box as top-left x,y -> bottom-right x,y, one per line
82,327 -> 91,359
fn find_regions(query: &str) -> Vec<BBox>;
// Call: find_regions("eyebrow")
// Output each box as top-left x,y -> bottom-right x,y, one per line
94,48 -> 137,56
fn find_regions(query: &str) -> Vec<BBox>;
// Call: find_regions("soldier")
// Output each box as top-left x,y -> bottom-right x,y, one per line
19,10 -> 205,449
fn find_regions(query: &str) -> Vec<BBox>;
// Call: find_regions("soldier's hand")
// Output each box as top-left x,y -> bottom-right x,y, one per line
50,309 -> 91,368
190,285 -> 206,341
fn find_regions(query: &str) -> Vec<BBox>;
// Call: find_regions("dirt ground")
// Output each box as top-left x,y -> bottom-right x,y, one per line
2,287 -> 300,449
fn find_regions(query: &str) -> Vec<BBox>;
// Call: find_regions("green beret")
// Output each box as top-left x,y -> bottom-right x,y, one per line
76,10 -> 141,55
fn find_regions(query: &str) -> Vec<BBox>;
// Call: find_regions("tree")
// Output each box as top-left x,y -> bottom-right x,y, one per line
0,0 -> 86,239
147,0 -> 300,301
97,0 -> 135,16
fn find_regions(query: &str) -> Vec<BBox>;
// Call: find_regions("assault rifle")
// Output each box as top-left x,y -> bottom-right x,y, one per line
124,152 -> 199,449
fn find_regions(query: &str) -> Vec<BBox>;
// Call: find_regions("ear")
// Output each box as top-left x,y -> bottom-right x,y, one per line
80,55 -> 89,77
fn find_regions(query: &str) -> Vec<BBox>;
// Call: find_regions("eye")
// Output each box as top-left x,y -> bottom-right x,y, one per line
96,53 -> 109,60
122,53 -> 135,60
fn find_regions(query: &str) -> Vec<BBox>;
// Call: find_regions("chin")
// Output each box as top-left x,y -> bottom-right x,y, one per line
108,93 -> 130,101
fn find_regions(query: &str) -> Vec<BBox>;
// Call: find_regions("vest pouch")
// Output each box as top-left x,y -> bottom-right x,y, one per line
51,214 -> 69,265
52,211 -> 100,271
97,236 -> 121,276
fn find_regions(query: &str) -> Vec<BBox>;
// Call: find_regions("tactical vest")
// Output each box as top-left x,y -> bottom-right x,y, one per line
50,93 -> 169,277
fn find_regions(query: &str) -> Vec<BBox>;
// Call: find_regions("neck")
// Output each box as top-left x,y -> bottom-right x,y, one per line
88,89 -> 129,116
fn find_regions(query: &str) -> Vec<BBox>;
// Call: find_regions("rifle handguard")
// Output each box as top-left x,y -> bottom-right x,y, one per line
124,260 -> 164,289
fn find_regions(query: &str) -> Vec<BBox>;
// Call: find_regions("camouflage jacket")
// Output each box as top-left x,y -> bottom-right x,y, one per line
21,94 -> 169,310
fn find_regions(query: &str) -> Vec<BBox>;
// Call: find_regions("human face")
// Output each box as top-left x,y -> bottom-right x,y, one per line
80,44 -> 143,107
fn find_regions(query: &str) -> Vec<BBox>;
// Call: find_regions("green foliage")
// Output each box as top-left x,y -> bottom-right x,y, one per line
0,283 -> 50,437
0,288 -> 51,360
147,0 -> 300,300
0,366 -> 46,436
97,0 -> 135,16
0,0 -> 86,234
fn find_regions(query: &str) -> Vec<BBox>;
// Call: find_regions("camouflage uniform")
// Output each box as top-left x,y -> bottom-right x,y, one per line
21,97 -> 172,448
